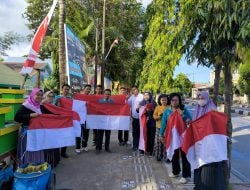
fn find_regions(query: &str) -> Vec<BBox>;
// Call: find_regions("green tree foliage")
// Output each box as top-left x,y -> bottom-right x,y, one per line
139,0 -> 183,94
0,31 -> 24,56
24,0 -> 144,88
239,62 -> 250,102
171,73 -> 192,95
170,0 -> 250,183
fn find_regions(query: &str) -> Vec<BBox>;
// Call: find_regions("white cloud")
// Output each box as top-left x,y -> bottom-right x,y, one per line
0,0 -> 30,36
0,0 -> 31,57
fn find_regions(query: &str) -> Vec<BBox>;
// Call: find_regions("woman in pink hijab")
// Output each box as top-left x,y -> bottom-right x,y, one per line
15,88 -> 44,166
192,91 -> 226,190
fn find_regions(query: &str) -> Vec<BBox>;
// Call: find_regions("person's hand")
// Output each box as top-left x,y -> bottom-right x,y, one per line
186,119 -> 191,126
30,113 -> 39,118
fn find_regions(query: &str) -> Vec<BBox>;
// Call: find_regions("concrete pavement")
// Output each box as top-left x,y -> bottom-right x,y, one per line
54,130 -> 250,190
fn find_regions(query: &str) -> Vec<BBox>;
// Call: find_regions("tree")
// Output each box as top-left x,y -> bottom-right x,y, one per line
239,62 -> 250,103
172,73 -> 192,96
139,0 -> 183,94
170,0 -> 250,185
58,0 -> 66,88
0,31 -> 23,56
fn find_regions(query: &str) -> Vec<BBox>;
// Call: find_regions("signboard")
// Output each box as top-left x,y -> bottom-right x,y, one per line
64,24 -> 87,91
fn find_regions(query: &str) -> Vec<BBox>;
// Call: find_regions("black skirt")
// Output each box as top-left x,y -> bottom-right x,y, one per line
194,161 -> 226,190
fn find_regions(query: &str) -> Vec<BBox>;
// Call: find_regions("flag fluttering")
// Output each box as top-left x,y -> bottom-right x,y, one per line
20,0 -> 58,74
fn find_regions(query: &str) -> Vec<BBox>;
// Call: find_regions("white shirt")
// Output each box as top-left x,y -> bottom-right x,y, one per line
128,93 -> 143,119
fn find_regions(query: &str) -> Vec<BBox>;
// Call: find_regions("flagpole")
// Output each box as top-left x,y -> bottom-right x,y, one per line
20,74 -> 29,90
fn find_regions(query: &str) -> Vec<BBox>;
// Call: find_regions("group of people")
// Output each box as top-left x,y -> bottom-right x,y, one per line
14,83 -> 225,190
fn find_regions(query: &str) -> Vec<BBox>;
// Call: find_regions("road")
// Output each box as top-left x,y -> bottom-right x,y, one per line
186,104 -> 250,183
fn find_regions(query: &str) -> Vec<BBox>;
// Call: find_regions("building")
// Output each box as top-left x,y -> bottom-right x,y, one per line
3,57 -> 52,85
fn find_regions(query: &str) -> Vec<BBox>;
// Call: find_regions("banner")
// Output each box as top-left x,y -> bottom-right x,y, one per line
74,94 -> 130,130
21,0 -> 58,74
64,24 -> 87,91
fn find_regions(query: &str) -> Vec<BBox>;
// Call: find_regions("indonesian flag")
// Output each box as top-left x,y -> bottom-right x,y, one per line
20,0 -> 58,74
182,111 -> 227,170
26,114 -> 75,151
58,98 -> 87,124
165,111 -> 186,160
43,103 -> 81,137
138,106 -> 147,151
75,94 -> 130,130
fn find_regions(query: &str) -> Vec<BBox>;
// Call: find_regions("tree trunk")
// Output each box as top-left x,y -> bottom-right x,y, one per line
59,0 -> 66,89
223,63 -> 233,187
213,63 -> 222,106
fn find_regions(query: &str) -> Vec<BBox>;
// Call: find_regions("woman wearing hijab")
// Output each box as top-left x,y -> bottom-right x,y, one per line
138,91 -> 157,156
41,91 -> 60,168
192,91 -> 226,190
15,88 -> 44,166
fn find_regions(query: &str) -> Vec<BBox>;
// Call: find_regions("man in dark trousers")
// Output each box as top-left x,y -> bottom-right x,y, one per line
75,84 -> 91,153
118,87 -> 129,146
93,85 -> 103,146
96,89 -> 113,153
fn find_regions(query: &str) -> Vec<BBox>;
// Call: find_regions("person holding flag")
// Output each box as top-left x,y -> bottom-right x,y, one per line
159,93 -> 192,184
190,91 -> 226,190
153,94 -> 169,161
138,92 -> 157,156
15,88 -> 44,166
54,84 -> 72,158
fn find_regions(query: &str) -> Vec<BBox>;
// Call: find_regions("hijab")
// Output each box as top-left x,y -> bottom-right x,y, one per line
42,90 -> 54,104
23,87 -> 42,114
139,91 -> 157,107
192,91 -> 217,120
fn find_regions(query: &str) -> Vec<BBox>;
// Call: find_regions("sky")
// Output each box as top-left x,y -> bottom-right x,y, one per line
0,0 -> 211,83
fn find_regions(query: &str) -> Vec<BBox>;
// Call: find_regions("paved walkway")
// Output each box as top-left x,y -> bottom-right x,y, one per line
54,131 -> 250,190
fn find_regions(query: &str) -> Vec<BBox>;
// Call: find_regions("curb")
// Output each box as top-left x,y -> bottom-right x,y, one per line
231,109 -> 250,116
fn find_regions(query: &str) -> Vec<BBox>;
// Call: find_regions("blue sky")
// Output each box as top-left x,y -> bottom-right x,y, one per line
174,57 -> 211,83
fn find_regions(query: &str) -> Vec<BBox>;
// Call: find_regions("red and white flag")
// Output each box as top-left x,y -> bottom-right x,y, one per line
182,111 -> 227,170
20,0 -> 58,74
58,98 -> 87,124
43,103 -> 81,137
75,94 -> 130,130
138,106 -> 147,151
165,111 -> 186,160
26,114 -> 75,151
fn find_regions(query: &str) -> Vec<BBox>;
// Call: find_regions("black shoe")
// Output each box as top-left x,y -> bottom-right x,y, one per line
123,142 -> 128,146
61,153 -> 69,158
139,150 -> 144,155
119,142 -> 123,146
132,147 -> 138,152
105,149 -> 112,153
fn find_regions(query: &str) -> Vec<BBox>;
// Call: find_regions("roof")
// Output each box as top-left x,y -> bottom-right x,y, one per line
3,57 -> 52,76
0,63 -> 34,88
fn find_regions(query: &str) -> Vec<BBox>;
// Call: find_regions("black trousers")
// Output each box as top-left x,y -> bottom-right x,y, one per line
61,147 -> 67,155
118,130 -> 129,143
82,124 -> 89,148
132,118 -> 140,150
76,124 -> 85,149
146,125 -> 156,155
93,129 -> 98,143
172,148 -> 191,178
96,130 -> 111,150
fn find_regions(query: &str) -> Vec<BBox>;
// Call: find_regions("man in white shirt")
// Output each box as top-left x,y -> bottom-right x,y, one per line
127,85 -> 143,151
